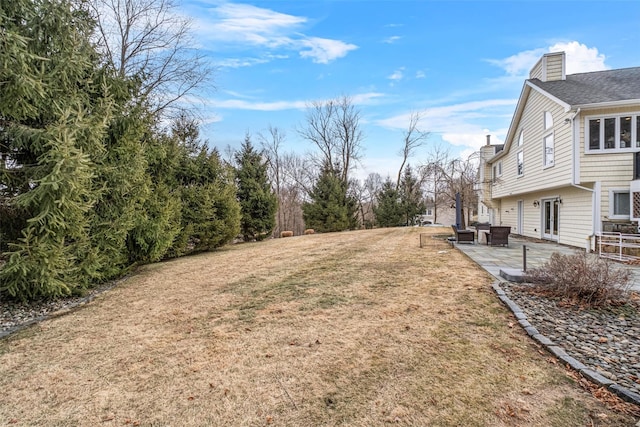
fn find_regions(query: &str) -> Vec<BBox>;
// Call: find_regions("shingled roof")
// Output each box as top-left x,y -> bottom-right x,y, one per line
529,66 -> 640,106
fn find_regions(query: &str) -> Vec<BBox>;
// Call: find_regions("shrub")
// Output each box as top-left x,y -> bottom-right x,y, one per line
523,252 -> 632,308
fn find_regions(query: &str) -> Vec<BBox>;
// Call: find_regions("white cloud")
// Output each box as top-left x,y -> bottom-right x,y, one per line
299,37 -> 358,64
215,56 -> 284,68
350,92 -> 386,106
383,36 -> 402,44
357,157 -> 402,182
208,98 -> 308,111
388,67 -> 405,81
192,2 -> 357,64
489,41 -> 608,77
207,92 -> 386,112
549,41 -> 608,74
377,99 -> 517,131
415,70 -> 426,79
375,100 -> 515,157
205,3 -> 306,44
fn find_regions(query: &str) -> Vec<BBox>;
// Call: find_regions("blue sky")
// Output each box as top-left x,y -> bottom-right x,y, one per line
179,0 -> 640,180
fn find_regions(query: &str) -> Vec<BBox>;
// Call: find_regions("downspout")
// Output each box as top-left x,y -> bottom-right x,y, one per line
568,108 -> 597,251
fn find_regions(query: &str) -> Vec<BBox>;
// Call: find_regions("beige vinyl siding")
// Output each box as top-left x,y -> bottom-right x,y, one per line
529,61 -> 543,80
577,107 -> 639,227
579,106 -> 639,184
556,187 -> 595,249
491,91 -> 573,199
545,55 -> 564,81
498,186 -> 594,249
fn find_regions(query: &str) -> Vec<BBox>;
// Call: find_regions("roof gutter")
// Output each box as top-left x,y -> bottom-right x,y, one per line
569,108 -> 587,189
574,99 -> 640,110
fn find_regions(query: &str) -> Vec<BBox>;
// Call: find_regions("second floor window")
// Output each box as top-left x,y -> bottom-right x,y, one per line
587,114 -> 640,152
544,134 -> 554,167
517,151 -> 524,176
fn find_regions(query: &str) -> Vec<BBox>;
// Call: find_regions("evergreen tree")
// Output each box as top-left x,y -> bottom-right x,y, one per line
399,164 -> 426,226
373,178 -> 404,227
303,164 -> 356,233
169,119 -> 240,256
235,135 -> 277,241
0,0 -> 114,298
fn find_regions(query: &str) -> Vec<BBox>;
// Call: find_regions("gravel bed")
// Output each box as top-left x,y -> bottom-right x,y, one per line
502,283 -> 640,395
0,279 -> 125,338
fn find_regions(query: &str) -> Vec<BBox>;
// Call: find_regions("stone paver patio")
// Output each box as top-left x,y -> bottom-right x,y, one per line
452,233 -> 640,292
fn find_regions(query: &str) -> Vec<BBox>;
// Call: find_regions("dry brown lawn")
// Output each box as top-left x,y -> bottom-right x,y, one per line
0,227 -> 637,426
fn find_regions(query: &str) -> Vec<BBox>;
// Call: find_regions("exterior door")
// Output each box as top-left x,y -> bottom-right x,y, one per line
517,200 -> 524,234
542,199 -> 559,241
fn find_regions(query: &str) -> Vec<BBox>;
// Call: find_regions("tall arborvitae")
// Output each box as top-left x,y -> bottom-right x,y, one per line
0,0 -> 113,298
303,163 -> 356,233
235,135 -> 277,241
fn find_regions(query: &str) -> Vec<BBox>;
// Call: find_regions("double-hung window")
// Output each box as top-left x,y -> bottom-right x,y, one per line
587,114 -> 640,152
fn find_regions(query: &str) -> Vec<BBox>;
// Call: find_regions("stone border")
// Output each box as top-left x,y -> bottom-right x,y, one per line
492,281 -> 640,406
0,276 -> 129,340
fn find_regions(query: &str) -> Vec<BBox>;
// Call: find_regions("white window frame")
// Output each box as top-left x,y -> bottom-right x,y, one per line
585,113 -> 640,152
517,130 -> 524,146
517,150 -> 524,176
497,161 -> 502,176
609,189 -> 631,219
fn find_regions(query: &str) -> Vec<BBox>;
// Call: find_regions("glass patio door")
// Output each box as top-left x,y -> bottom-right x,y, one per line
542,199 -> 559,241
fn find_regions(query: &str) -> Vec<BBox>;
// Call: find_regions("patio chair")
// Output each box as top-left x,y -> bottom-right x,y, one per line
486,226 -> 511,247
451,225 -> 475,244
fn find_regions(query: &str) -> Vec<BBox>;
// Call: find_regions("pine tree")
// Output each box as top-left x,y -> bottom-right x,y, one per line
235,135 -> 277,241
0,0 -> 114,299
303,164 -> 356,233
399,164 -> 425,226
373,178 -> 404,227
169,120 -> 241,255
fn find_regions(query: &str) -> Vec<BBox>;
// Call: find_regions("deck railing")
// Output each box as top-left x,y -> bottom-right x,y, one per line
597,232 -> 640,262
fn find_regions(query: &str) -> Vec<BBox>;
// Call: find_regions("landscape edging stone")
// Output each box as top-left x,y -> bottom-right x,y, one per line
492,280 -> 640,406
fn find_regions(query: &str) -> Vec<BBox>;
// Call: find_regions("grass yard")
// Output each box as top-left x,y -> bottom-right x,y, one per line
0,227 -> 637,426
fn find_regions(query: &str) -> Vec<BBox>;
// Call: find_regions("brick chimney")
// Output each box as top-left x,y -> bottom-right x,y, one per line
529,51 -> 566,82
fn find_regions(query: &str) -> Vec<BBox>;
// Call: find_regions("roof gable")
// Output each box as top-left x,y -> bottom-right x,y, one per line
490,82 -> 568,162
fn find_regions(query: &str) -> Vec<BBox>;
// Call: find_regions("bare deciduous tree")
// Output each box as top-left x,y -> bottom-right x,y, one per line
90,0 -> 212,117
396,111 -> 429,189
419,145 -> 452,225
349,173 -> 380,229
420,147 -> 478,228
298,95 -> 363,184
259,127 -> 315,236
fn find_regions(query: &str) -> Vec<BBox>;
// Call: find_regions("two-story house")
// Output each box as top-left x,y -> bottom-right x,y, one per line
480,51 -> 640,251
